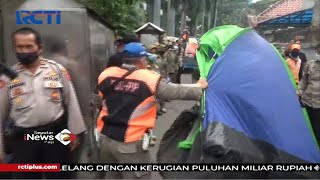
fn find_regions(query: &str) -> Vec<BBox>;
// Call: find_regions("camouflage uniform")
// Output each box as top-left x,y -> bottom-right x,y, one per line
157,55 -> 168,80
146,44 -> 161,74
159,44 -> 171,79
149,43 -> 169,114
166,49 -> 179,83
146,59 -> 160,74
176,46 -> 185,84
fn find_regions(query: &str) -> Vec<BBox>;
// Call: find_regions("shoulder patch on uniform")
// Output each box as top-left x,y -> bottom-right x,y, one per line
13,63 -> 25,71
60,66 -> 71,81
11,78 -> 22,84
40,59 -> 47,65
46,59 -> 58,64
47,71 -> 58,77
0,79 -> 6,89
47,60 -> 71,80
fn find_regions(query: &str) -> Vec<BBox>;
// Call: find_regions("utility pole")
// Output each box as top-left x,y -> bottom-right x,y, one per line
213,0 -> 219,28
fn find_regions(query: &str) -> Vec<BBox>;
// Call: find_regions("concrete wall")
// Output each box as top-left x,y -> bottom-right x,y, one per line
312,0 -> 320,26
259,26 -> 319,61
259,26 -> 320,44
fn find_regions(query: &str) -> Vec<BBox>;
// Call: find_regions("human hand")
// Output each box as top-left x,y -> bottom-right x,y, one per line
296,90 -> 301,97
196,78 -> 208,89
0,155 -> 5,163
68,136 -> 80,152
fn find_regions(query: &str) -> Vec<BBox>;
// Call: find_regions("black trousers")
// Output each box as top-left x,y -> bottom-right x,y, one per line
306,106 -> 320,145
176,66 -> 183,84
10,118 -> 72,179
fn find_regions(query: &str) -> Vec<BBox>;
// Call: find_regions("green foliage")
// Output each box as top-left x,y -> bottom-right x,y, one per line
249,0 -> 279,15
217,0 -> 250,27
79,0 -> 147,34
217,0 -> 281,26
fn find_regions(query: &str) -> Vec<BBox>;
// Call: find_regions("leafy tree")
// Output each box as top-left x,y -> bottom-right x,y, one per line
79,0 -> 147,34
249,0 -> 279,15
183,0 -> 281,34
216,0 -> 250,27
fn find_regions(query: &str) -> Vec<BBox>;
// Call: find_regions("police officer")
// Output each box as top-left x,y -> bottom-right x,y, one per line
0,27 -> 86,179
298,43 -> 320,145
96,43 -> 207,179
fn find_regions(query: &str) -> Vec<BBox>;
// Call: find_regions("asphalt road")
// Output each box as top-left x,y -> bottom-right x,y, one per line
150,73 -> 197,179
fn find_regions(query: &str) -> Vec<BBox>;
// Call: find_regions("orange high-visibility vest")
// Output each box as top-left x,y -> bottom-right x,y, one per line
97,66 -> 161,143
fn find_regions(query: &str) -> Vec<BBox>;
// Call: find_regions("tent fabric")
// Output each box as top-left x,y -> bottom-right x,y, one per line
158,25 -> 320,178
196,25 -> 251,78
200,27 -> 320,163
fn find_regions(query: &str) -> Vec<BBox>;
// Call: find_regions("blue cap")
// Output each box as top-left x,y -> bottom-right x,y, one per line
123,43 -> 148,58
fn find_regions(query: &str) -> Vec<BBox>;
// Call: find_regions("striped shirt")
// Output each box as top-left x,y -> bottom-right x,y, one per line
298,59 -> 320,108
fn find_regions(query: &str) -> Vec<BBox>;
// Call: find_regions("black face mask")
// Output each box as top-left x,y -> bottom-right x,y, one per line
16,52 -> 39,65
290,52 -> 300,59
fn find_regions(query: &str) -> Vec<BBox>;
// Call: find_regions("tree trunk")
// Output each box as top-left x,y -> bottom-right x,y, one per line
166,0 -> 175,36
170,7 -> 176,36
208,10 -> 212,30
313,0 -> 320,27
179,1 -> 187,35
195,12 -> 199,33
213,0 -> 219,27
201,0 -> 206,35
166,0 -> 171,30
153,0 -> 161,26
147,0 -> 154,22
207,0 -> 216,29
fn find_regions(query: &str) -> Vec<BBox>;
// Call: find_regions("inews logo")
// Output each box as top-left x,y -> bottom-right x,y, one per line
24,129 -> 76,145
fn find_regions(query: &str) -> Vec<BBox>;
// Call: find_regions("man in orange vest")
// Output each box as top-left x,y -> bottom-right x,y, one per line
96,43 -> 207,179
286,44 -> 302,85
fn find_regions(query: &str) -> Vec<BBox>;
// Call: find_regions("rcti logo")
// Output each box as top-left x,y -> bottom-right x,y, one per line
16,10 -> 61,25
55,129 -> 76,145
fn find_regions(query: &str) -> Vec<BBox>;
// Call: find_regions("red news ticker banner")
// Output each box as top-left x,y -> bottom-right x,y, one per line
0,164 -> 60,172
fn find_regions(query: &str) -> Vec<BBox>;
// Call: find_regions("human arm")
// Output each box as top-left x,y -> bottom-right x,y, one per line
58,66 -> 86,151
298,62 -> 309,96
0,77 -> 9,161
156,78 -> 207,101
